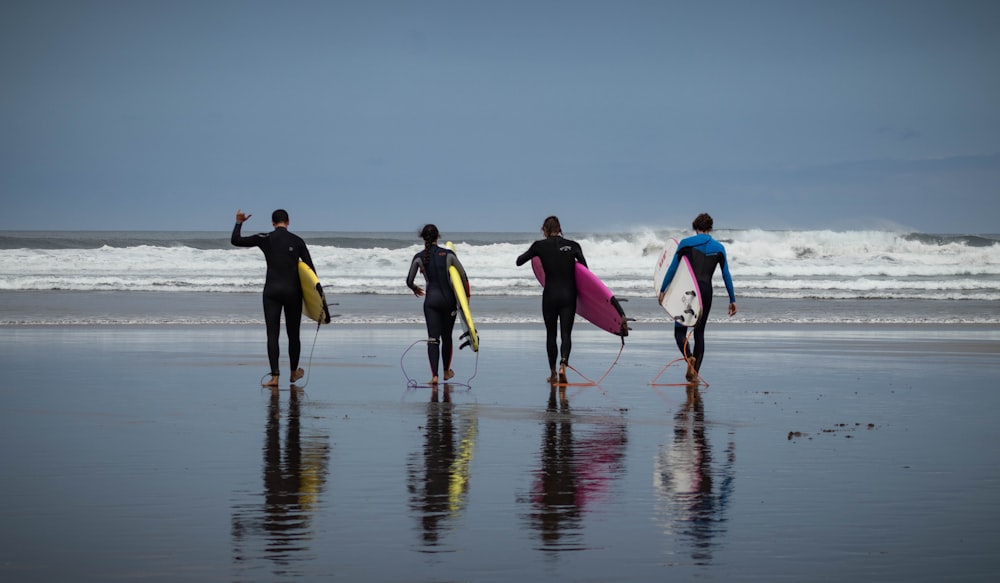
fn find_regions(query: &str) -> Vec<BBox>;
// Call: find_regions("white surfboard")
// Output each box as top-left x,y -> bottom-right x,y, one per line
654,239 -> 702,327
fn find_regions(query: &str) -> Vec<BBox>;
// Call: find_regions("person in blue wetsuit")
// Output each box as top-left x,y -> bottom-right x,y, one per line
407,224 -> 470,385
516,216 -> 588,384
232,209 -> 317,387
658,213 -> 737,381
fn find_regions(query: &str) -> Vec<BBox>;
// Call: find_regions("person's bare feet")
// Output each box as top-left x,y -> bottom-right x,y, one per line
263,373 -> 279,388
685,357 -> 698,382
430,376 -> 439,385
558,360 -> 568,384
547,368 -> 558,383
290,368 -> 305,383
443,369 -> 455,381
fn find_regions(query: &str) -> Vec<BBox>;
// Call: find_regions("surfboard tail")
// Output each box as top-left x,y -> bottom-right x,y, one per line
610,296 -> 629,338
315,283 -> 332,324
458,330 -> 478,351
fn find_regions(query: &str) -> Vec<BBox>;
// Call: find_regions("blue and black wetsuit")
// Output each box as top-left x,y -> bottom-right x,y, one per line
407,245 -> 469,378
517,236 -> 587,371
660,234 -> 735,371
232,224 -> 316,376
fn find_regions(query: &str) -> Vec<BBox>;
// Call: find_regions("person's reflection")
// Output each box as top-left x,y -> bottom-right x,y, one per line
654,384 -> 735,565
407,384 -> 477,551
232,387 -> 331,576
527,387 -> 628,551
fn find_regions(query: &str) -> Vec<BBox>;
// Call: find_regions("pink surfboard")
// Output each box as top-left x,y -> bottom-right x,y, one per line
532,257 -> 629,337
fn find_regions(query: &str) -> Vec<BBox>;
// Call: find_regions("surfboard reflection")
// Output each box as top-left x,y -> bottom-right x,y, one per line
523,388 -> 628,552
232,388 -> 331,577
654,385 -> 735,565
406,385 -> 478,552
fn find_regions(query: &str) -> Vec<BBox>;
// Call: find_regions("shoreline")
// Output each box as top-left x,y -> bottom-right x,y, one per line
3,315 -> 999,581
2,289 -> 999,326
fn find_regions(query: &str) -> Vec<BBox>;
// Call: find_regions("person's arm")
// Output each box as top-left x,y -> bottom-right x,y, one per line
575,243 -> 588,269
515,241 -> 537,266
657,252 -> 681,306
231,209 -> 258,247
449,253 -> 471,297
300,243 -> 316,275
656,249 -> 682,305
406,256 -> 424,297
720,249 -> 737,316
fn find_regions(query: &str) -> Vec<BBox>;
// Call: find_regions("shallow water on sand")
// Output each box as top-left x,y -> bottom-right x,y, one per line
1,324 -> 999,582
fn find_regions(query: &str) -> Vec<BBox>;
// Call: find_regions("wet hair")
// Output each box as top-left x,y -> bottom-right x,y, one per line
692,213 -> 713,232
272,209 -> 290,224
419,224 -> 439,269
542,216 -> 562,238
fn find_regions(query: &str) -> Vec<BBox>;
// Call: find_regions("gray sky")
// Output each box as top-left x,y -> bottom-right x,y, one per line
2,0 -> 998,233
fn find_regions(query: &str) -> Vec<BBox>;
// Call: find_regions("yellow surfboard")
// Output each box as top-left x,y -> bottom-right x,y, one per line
298,261 -> 331,324
445,242 -> 479,352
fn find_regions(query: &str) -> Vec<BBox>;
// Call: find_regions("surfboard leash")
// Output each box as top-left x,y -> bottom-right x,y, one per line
556,337 -> 625,391
648,329 -> 709,388
294,320 -> 323,389
401,338 -> 477,389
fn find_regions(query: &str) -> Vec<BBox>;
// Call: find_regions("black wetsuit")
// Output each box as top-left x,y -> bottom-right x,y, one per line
516,236 -> 587,371
407,245 -> 468,378
232,224 -> 316,376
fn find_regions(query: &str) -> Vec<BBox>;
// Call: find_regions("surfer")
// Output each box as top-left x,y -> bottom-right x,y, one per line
658,213 -> 737,381
516,216 -> 588,384
231,209 -> 317,387
407,224 -> 470,385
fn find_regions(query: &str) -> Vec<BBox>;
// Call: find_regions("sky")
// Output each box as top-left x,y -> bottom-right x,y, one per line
1,0 -> 998,234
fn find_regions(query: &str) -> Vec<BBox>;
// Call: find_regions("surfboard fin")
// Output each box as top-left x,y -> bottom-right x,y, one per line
459,330 -> 478,351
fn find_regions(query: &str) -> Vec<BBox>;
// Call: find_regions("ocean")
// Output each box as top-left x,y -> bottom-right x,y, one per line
4,230 -> 1000,582
1,228 -> 999,325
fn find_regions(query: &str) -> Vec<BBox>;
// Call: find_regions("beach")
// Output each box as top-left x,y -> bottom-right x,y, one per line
2,314 -> 999,582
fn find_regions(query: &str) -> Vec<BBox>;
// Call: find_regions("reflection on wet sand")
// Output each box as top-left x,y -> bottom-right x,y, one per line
407,384 -> 478,551
525,387 -> 629,552
232,388 -> 331,578
654,384 -> 735,565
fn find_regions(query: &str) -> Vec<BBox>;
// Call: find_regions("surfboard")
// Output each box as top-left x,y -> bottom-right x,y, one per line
445,242 -> 479,352
298,261 -> 331,324
531,257 -> 629,337
654,238 -> 701,327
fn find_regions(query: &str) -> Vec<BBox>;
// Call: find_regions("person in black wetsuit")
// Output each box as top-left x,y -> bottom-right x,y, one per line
231,209 -> 317,387
406,224 -> 470,385
657,213 -> 737,381
516,216 -> 588,384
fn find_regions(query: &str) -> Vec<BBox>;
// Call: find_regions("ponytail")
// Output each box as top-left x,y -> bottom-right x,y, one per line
419,224 -> 439,271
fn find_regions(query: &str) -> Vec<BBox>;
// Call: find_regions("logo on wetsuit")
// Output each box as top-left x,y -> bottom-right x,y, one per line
559,246 -> 573,252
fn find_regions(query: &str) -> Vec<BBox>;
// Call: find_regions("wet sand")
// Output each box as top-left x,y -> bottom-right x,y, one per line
2,323 -> 999,582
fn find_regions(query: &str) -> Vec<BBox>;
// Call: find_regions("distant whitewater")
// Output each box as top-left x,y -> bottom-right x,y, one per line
3,228 -> 998,300
1,229 -> 999,325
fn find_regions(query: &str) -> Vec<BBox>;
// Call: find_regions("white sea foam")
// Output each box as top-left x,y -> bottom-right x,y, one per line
1,229 -> 998,303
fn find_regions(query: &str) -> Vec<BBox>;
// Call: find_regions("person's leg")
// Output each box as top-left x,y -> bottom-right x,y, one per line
262,294 -> 282,386
558,302 -> 575,372
424,303 -> 443,381
542,298 -> 559,380
442,309 -> 457,380
674,323 -> 689,356
284,294 -> 304,382
692,281 -> 714,372
673,322 -> 698,380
